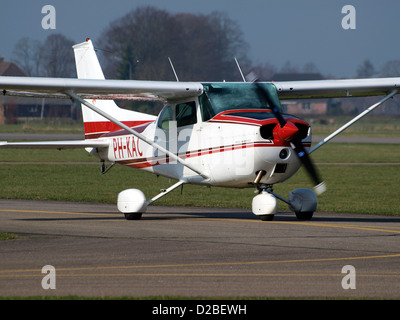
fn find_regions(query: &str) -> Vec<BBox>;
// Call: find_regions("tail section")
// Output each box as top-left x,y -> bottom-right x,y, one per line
73,38 -> 106,80
73,39 -> 156,139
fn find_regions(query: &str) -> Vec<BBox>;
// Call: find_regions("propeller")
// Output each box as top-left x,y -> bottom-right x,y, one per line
253,81 -> 326,195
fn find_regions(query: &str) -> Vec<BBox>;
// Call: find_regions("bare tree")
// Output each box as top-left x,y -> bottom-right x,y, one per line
99,7 -> 178,80
12,34 -> 76,78
356,60 -> 375,78
280,61 -> 299,73
302,62 -> 320,74
99,6 -> 249,82
41,34 -> 76,77
250,62 -> 276,81
12,38 -> 42,76
380,60 -> 400,77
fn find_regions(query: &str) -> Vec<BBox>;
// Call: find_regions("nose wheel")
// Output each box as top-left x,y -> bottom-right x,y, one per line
252,183 -> 317,221
252,186 -> 278,221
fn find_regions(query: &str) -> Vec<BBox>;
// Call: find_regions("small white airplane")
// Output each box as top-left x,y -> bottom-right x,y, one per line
0,39 -> 399,221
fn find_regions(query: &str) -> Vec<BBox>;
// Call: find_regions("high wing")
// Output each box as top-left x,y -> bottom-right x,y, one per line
1,76 -> 399,101
1,76 -> 399,152
0,37 -> 399,154
0,76 -> 203,101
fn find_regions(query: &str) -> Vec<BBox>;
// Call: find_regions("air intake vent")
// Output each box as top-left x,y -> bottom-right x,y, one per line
274,163 -> 287,173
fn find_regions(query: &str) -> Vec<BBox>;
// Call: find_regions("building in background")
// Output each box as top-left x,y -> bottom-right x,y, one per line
0,57 -> 77,124
270,73 -> 341,116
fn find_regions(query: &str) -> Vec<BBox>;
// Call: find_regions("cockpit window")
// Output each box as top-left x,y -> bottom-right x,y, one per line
199,83 -> 282,121
157,101 -> 197,130
176,101 -> 196,127
158,105 -> 173,130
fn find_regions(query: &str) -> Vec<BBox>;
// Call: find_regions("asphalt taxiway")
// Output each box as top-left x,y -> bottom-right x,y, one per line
1,199 -> 399,298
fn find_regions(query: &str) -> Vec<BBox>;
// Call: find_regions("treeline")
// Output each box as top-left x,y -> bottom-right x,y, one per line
13,6 -> 251,82
12,33 -> 76,78
9,6 -> 400,115
98,7 -> 250,82
12,6 -> 400,81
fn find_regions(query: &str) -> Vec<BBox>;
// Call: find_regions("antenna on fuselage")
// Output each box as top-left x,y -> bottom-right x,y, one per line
234,57 -> 246,82
168,57 -> 180,82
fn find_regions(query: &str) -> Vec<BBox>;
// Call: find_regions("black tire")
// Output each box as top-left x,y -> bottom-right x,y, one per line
260,214 -> 274,221
124,212 -> 143,220
295,211 -> 313,220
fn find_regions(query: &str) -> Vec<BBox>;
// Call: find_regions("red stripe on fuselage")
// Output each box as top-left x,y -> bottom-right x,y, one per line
116,140 -> 311,169
84,120 -> 154,139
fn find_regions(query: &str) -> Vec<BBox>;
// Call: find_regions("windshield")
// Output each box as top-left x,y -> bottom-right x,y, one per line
199,82 -> 282,121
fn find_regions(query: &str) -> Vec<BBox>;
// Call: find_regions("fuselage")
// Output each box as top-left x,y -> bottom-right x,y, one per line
93,83 -> 312,188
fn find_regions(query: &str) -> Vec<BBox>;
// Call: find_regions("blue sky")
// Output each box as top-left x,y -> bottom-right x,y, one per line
1,0 -> 399,78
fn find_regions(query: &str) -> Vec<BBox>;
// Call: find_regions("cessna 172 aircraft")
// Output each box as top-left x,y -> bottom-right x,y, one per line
0,39 -> 399,221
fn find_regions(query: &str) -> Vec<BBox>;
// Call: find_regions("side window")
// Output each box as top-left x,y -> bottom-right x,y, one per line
157,105 -> 173,130
176,101 -> 197,127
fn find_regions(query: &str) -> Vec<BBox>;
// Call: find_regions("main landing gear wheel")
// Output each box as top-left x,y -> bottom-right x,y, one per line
259,214 -> 275,221
124,212 -> 143,220
289,188 -> 317,221
294,211 -> 314,220
117,189 -> 147,221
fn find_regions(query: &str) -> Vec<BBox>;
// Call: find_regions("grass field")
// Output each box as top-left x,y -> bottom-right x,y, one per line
1,114 -> 400,137
0,120 -> 84,135
0,143 -> 399,216
308,115 -> 400,137
0,232 -> 18,240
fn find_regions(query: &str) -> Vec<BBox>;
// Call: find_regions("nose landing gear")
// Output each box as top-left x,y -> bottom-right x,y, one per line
252,181 -> 317,221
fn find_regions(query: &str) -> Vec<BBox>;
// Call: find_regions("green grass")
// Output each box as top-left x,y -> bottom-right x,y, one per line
0,148 -> 96,163
311,143 -> 400,163
1,115 -> 399,137
0,141 -> 399,216
284,165 -> 400,215
0,121 -> 84,135
1,142 -> 399,163
0,159 -> 399,216
307,115 -> 400,137
0,232 -> 18,240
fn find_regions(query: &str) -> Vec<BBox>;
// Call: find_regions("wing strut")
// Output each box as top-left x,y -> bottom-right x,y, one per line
310,89 -> 398,153
147,180 -> 185,206
65,90 -> 208,179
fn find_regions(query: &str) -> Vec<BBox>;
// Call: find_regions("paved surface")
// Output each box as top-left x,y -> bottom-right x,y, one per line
0,199 -> 399,298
